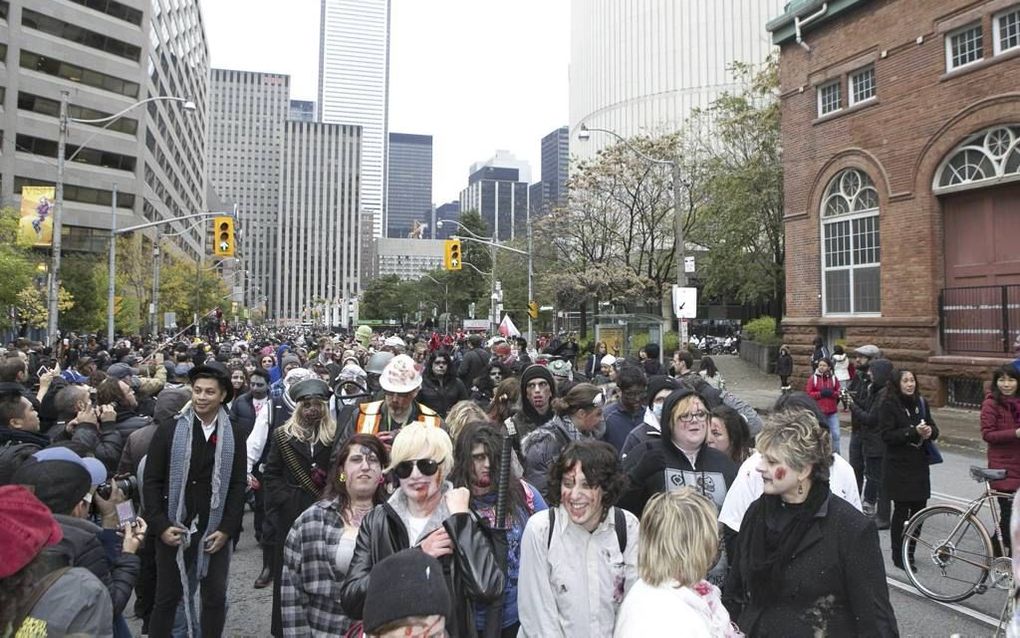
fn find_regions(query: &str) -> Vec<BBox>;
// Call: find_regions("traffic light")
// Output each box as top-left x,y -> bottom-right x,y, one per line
528,300 -> 539,320
213,216 -> 235,257
443,239 -> 462,270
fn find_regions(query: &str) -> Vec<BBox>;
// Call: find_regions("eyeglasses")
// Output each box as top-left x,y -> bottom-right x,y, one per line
394,458 -> 441,479
676,410 -> 708,423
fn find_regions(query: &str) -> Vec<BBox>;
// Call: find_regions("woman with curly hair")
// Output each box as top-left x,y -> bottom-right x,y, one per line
518,440 -> 639,637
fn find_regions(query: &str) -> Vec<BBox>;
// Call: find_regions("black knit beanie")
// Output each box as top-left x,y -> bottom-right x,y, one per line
519,364 -> 557,422
363,549 -> 451,633
646,375 -> 679,409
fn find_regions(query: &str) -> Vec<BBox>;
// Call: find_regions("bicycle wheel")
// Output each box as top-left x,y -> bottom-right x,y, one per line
902,505 -> 994,602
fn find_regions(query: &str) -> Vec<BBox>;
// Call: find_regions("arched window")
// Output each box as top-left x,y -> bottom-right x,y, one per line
821,169 -> 881,315
934,125 -> 1020,193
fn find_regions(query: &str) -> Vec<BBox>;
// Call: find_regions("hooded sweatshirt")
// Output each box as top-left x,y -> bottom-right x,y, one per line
511,365 -> 557,439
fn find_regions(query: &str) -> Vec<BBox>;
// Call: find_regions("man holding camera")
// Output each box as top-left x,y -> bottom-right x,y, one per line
143,363 -> 246,638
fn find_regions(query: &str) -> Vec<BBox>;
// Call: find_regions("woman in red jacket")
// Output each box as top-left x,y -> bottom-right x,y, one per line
806,357 -> 842,454
980,365 -> 1020,554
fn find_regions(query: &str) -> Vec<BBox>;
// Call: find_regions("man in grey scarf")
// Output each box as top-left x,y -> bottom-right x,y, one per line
143,363 -> 247,637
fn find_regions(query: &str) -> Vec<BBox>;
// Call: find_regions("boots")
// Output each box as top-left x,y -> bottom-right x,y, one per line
254,544 -> 274,589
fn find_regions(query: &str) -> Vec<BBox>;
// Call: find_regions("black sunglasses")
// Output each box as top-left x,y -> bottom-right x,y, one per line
394,458 -> 441,479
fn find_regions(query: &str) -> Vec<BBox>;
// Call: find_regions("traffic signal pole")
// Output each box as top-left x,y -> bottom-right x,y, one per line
105,211 -> 229,345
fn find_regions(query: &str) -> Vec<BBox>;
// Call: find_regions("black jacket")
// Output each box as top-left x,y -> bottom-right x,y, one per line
340,504 -> 504,638
619,438 -> 737,516
848,359 -> 893,456
879,392 -> 939,502
458,347 -> 489,386
49,421 -> 123,473
420,354 -> 470,418
229,391 -> 258,439
724,494 -> 899,637
775,351 -> 793,377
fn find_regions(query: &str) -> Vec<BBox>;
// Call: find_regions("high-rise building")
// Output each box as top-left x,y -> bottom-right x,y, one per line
318,0 -> 390,237
1,0 -> 210,259
386,132 -> 432,238
289,99 -> 316,122
569,0 -> 786,161
276,120 -> 361,324
209,69 -> 290,308
540,126 -> 569,211
433,200 -> 460,239
459,151 -> 531,241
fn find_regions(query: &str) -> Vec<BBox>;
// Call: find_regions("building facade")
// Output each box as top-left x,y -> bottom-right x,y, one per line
276,120 -> 361,324
318,0 -> 390,238
386,132 -> 432,238
375,237 -> 444,280
208,69 -> 290,308
539,126 -> 569,212
0,0 -> 209,258
433,200 -> 460,239
569,0 -> 786,161
459,151 -> 531,241
289,99 -> 315,122
769,0 -> 1020,405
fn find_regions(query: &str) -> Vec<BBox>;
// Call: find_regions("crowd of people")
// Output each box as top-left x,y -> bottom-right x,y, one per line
0,326 -> 1014,636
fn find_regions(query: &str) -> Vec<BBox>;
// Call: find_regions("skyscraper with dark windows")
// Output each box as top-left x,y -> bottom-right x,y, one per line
459,151 -> 531,242
386,132 -> 432,238
289,99 -> 316,122
541,126 -> 569,211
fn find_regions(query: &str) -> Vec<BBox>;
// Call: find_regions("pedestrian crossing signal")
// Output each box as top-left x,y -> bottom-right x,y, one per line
444,239 -> 462,271
213,216 -> 235,257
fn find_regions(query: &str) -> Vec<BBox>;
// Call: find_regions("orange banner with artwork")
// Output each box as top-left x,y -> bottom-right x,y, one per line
19,186 -> 55,247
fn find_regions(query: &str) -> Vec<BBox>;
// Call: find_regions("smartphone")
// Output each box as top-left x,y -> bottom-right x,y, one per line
116,501 -> 137,527
36,366 -> 49,377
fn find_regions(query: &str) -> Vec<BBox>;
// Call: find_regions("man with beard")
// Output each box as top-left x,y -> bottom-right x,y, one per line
510,365 -> 557,439
339,355 -> 442,444
451,422 -> 547,637
143,364 -> 246,638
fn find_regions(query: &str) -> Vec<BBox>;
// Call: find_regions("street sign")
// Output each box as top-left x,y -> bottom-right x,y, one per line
684,256 -> 696,273
163,312 -> 176,329
672,285 -> 697,319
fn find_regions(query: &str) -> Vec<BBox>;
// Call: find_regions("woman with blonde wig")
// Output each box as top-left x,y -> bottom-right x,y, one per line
263,378 -> 340,636
615,487 -> 741,637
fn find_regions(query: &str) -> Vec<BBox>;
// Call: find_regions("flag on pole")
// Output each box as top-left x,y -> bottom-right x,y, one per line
498,313 -> 520,338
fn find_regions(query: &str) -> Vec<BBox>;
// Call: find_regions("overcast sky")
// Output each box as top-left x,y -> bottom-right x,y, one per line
202,0 -> 570,204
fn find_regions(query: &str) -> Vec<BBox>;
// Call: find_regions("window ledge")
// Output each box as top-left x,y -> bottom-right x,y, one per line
941,46 -> 1020,81
813,97 -> 881,125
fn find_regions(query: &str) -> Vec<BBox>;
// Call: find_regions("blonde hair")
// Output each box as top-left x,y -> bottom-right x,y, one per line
756,409 -> 833,483
388,422 -> 454,477
668,395 -> 706,427
445,400 -> 488,443
638,488 -> 718,587
280,398 -> 337,447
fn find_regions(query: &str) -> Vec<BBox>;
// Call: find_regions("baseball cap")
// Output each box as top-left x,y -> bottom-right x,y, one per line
32,446 -> 107,487
106,362 -> 140,381
12,458 -> 94,516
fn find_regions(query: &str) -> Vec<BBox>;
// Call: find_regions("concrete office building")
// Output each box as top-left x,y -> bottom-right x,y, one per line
387,132 -> 432,238
459,151 -> 531,241
1,0 -> 209,258
569,0 -> 786,161
319,0 -> 390,238
275,120 -> 361,324
208,69 -> 290,309
376,237 -> 444,280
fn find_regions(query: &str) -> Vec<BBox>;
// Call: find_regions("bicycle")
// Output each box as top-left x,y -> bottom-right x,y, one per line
901,466 -> 1015,632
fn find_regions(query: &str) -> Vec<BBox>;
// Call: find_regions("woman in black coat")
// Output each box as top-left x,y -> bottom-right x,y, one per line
878,368 -> 939,569
724,408 -> 898,637
418,349 -> 469,418
263,379 -> 338,637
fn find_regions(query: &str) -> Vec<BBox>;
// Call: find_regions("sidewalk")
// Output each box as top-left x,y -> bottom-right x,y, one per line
712,355 -> 984,452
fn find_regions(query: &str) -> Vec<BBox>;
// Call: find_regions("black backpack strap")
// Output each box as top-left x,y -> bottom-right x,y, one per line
614,507 -> 627,554
546,507 -> 556,549
11,566 -> 70,633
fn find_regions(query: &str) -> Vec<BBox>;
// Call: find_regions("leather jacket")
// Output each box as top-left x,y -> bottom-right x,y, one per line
340,498 -> 504,638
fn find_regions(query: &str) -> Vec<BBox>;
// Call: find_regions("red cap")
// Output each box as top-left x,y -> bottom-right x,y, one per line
0,485 -> 63,578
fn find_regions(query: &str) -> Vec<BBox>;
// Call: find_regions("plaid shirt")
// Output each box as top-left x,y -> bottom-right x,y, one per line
281,499 -> 354,636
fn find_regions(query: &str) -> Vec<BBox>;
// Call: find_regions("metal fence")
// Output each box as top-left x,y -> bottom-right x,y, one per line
939,285 -> 1020,354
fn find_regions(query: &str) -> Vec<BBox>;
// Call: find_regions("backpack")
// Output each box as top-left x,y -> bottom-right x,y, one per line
547,506 -> 628,554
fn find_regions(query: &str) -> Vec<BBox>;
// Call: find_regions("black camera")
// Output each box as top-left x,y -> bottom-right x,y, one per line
97,476 -> 138,501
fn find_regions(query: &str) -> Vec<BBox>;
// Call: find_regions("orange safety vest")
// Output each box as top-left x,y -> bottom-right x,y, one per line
355,400 -> 441,434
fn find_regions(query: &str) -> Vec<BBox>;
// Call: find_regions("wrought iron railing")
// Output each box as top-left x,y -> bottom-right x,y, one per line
939,285 -> 1020,354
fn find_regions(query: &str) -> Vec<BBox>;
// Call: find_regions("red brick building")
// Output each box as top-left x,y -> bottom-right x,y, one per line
767,0 -> 1020,405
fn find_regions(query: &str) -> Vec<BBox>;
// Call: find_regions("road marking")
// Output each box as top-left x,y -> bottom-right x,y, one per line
887,576 -> 1002,628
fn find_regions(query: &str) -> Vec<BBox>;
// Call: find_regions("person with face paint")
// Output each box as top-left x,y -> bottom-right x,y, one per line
471,361 -> 512,407
518,440 -> 639,637
340,423 -> 504,638
280,434 -> 390,636
980,365 -> 1020,554
418,349 -> 470,419
511,365 -> 558,440
263,378 -> 339,636
878,368 -> 939,570
723,409 -> 898,637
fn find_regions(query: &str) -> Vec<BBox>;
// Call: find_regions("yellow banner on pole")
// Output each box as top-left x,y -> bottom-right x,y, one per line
19,186 -> 56,247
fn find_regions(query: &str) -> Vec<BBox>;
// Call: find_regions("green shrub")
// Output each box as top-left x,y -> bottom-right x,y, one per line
744,315 -> 781,345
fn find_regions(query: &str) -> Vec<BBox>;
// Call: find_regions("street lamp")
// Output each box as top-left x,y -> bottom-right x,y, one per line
578,123 -> 684,359
50,92 -> 196,346
421,273 -> 449,333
